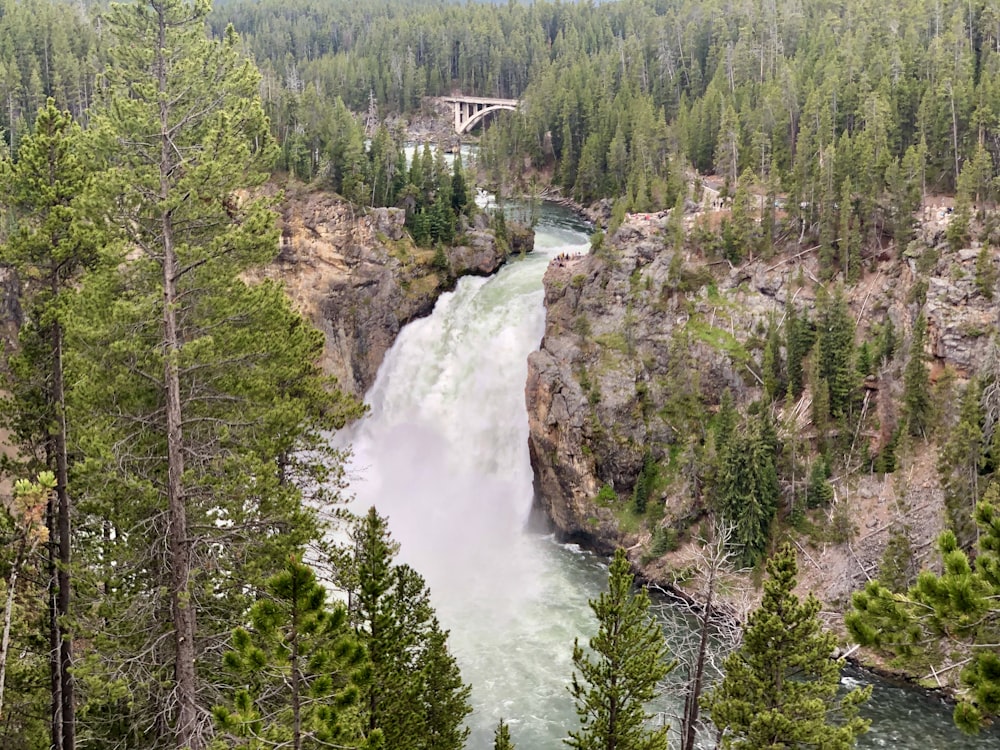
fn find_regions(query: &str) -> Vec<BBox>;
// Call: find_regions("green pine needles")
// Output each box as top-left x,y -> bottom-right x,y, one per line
705,544 -> 871,749
567,547 -> 675,750
848,483 -> 1000,733
214,559 -> 370,750
345,507 -> 472,750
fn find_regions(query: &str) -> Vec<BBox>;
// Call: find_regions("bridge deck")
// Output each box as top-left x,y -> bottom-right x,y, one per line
442,95 -> 520,106
442,95 -> 521,133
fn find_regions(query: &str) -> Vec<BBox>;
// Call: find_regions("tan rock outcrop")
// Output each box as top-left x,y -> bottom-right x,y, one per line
260,185 -> 530,400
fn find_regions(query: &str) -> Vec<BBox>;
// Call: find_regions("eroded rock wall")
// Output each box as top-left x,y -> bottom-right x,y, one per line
527,219 -> 757,551
263,187 -> 530,400
526,208 -> 999,612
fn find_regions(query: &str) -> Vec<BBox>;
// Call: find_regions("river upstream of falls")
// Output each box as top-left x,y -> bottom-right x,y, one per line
338,202 -> 1000,749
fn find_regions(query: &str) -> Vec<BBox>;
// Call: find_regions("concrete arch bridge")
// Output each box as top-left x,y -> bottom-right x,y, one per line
442,96 -> 520,134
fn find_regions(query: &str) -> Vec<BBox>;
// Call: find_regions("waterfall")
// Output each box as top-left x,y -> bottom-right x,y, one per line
336,205 -> 1000,750
340,208 -> 600,748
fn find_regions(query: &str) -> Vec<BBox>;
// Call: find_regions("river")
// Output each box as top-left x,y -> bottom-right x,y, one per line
339,202 -> 1000,749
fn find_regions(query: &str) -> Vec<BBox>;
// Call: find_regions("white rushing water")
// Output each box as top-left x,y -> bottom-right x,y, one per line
341,208 -> 600,748
338,203 -> 1000,749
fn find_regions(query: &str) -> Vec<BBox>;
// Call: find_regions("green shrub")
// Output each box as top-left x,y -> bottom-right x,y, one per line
595,484 -> 617,506
648,526 -> 679,559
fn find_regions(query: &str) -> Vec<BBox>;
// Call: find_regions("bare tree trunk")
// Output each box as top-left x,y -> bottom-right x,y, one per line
950,81 -> 960,187
681,564 -> 716,750
0,543 -> 28,721
292,574 -> 301,750
163,207 -> 198,750
52,300 -> 75,750
157,9 -> 198,748
47,493 -> 63,750
657,522 -> 748,750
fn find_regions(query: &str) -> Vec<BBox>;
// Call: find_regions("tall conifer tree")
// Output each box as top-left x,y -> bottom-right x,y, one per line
816,287 -> 857,420
904,312 -> 932,437
1,98 -> 99,750
705,545 -> 870,749
69,3 -> 360,747
715,416 -> 780,566
566,547 -> 674,750
345,508 -> 471,750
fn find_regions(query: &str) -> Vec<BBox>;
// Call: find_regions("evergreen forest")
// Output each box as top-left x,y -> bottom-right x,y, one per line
0,0 -> 1000,748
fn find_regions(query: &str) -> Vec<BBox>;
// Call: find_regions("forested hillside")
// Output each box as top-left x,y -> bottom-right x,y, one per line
200,0 -> 1000,255
2,0 -> 1000,747
0,1 -> 477,748
9,0 -> 1000,229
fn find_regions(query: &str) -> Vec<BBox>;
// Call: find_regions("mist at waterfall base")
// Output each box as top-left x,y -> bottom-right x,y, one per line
336,202 -> 1000,749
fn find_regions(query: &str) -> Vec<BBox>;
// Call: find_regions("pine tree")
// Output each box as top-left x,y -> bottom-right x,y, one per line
429,193 -> 455,245
327,97 -> 368,202
806,458 -> 834,508
714,390 -> 738,454
810,362 -> 831,452
784,303 -> 814,400
975,245 -> 997,300
493,718 -> 515,750
451,153 -> 469,216
70,4 -> 361,747
938,380 -> 986,549
0,98 -> 97,750
715,417 -> 780,566
855,341 -> 874,378
722,169 -> 757,264
419,142 -> 435,205
904,313 -> 932,437
418,618 -> 471,750
566,547 -> 674,750
817,150 -> 838,277
214,559 -> 369,750
632,451 -> 657,515
877,317 -> 897,367
839,177 -> 862,283
0,473 -> 54,749
878,524 -> 917,593
346,508 -> 471,750
705,545 -> 871,749
368,125 -> 397,207
848,483 -> 1000,733
433,149 -> 452,212
667,192 -> 685,251
816,287 -> 857,419
888,142 -> 924,250
762,321 -> 784,402
948,144 -> 991,250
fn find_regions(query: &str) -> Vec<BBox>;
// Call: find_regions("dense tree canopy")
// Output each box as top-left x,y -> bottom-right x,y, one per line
6,0 -> 1000,230
2,0 -> 1000,745
344,507 -> 472,750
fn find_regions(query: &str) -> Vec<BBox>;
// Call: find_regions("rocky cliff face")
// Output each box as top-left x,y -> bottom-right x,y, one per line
526,206 -> 999,612
527,218 -> 755,553
263,185 -> 531,400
